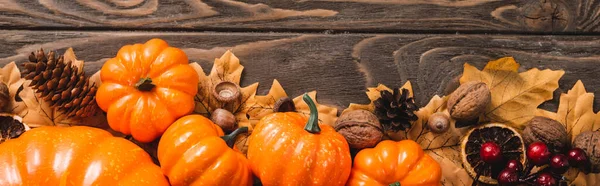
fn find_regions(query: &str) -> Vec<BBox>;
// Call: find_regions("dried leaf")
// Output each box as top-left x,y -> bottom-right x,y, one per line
460,57 -> 564,129
17,80 -> 108,128
344,81 -> 413,114
293,91 -> 338,127
0,62 -> 27,114
191,51 -> 258,131
245,79 -> 288,127
62,48 -> 84,72
89,70 -> 102,87
405,95 -> 472,185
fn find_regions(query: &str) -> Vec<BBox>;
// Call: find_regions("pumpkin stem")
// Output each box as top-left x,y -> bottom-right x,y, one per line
389,182 -> 401,186
135,77 -> 155,91
221,126 -> 248,148
302,93 -> 321,134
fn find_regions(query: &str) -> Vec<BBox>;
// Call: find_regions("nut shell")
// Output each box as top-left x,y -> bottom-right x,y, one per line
211,108 -> 237,133
573,131 -> 600,173
334,110 -> 383,149
447,81 -> 491,121
212,81 -> 241,103
522,116 -> 568,153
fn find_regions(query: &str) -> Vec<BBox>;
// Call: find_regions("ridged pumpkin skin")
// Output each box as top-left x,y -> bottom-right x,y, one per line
96,38 -> 199,142
346,140 -> 442,186
0,126 -> 169,186
248,95 -> 352,186
157,115 -> 253,186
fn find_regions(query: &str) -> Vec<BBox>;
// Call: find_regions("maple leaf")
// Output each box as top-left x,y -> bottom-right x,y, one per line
460,57 -> 564,129
0,62 -> 27,115
403,95 -> 473,185
292,91 -> 338,127
245,79 -> 288,127
344,81 -> 414,114
189,50 -> 258,130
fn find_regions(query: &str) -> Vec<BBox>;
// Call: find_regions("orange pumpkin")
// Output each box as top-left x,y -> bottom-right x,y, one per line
157,114 -> 253,186
96,38 -> 199,142
247,94 -> 352,186
0,126 -> 168,185
346,140 -> 442,186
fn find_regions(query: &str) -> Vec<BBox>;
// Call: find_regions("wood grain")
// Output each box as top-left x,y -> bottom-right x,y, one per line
0,0 -> 599,33
2,30 -> 600,112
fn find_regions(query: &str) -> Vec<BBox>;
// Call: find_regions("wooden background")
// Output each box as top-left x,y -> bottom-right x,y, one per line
1,0 -> 600,112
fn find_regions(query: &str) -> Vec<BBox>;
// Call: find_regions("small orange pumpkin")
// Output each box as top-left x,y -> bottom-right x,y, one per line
346,140 -> 442,186
96,38 -> 199,142
248,94 -> 352,186
157,115 -> 253,186
0,126 -> 168,185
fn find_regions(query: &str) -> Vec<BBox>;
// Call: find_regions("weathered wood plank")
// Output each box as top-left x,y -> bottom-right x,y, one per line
0,0 -> 599,33
2,30 -> 600,112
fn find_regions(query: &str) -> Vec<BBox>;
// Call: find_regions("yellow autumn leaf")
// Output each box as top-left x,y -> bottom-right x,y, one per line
189,50 -> 258,130
460,57 -> 564,129
63,48 -> 84,72
344,81 -> 413,114
293,91 -> 338,127
245,79 -> 288,126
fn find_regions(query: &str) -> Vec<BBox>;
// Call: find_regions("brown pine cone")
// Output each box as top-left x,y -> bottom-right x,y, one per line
21,49 -> 98,118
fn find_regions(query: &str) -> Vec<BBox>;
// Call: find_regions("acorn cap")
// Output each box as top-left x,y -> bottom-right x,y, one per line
212,81 -> 241,103
273,97 -> 296,112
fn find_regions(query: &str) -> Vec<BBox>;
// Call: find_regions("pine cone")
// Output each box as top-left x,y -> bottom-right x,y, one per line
373,88 -> 419,132
21,49 -> 98,118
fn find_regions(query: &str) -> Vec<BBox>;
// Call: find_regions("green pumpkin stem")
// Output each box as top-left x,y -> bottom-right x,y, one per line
303,93 -> 321,134
135,77 -> 155,91
221,127 -> 248,148
389,182 -> 401,186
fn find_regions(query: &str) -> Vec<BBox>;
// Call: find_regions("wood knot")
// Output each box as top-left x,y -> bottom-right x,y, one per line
518,0 -> 571,32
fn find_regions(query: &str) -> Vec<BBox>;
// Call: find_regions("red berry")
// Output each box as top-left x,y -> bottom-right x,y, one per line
535,172 -> 557,186
497,169 -> 518,185
527,142 -> 551,166
550,154 -> 569,174
480,142 -> 503,163
567,148 -> 589,166
505,159 -> 523,172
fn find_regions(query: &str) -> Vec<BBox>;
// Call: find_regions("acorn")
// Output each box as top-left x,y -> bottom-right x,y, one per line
213,81 -> 241,103
427,112 -> 450,134
211,108 -> 237,133
273,97 -> 295,112
335,109 -> 383,149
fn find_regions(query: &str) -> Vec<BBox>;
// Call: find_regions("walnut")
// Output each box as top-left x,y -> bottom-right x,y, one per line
447,81 -> 491,122
573,131 -> 600,173
522,116 -> 568,153
334,109 -> 383,149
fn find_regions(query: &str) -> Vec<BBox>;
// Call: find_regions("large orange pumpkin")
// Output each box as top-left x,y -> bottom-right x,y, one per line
0,126 -> 169,185
346,140 -> 442,186
157,114 -> 253,186
96,38 -> 199,142
247,94 -> 352,186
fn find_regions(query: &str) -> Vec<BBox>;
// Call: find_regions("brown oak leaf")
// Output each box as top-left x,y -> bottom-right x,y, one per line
460,57 -> 564,129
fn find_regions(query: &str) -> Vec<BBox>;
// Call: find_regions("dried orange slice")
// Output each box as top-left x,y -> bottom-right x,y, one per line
460,123 -> 526,184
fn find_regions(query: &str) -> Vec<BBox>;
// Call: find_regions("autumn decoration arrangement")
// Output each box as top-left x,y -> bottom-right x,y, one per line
0,38 -> 598,186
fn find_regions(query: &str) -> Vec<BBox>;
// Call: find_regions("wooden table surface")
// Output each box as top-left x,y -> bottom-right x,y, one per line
1,0 -> 600,112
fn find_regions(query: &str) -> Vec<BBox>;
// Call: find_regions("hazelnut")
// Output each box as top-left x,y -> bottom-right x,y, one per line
522,116 -> 568,153
211,108 -> 237,133
335,109 -> 383,149
213,81 -> 241,103
0,82 -> 8,112
273,97 -> 296,112
447,81 -> 491,122
427,112 -> 450,134
573,131 -> 600,173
